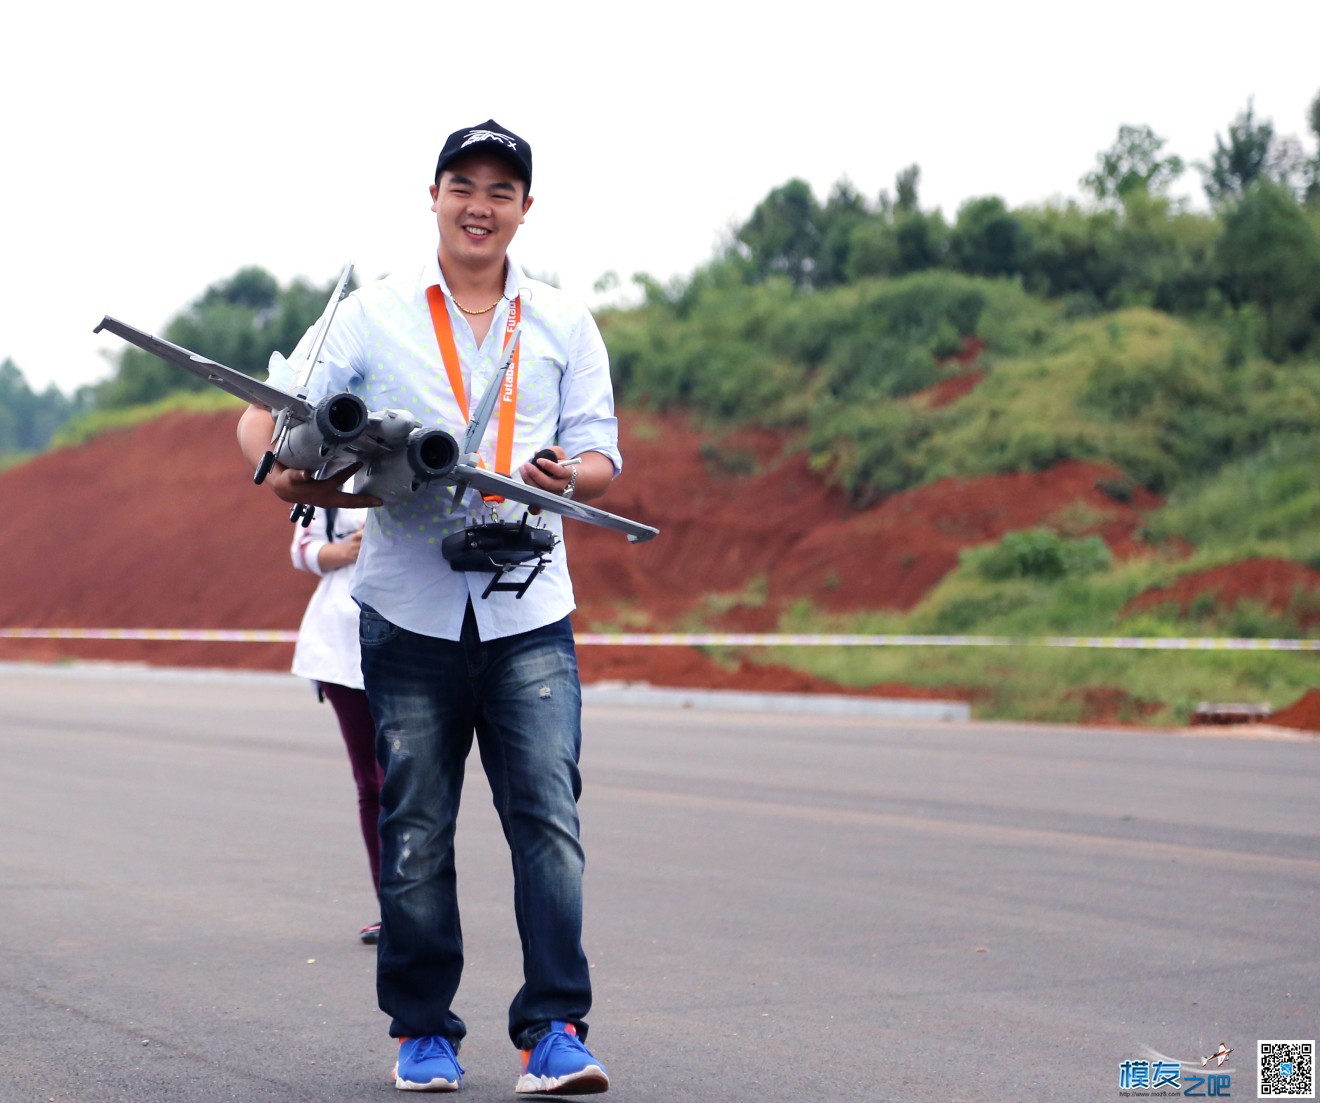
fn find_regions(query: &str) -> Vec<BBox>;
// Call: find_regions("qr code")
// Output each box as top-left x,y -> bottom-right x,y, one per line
1259,1040 -> 1314,1098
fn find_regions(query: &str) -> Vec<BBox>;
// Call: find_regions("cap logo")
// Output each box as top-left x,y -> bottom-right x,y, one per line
461,129 -> 517,152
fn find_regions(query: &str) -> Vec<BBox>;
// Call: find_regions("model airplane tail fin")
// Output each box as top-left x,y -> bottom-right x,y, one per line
463,325 -> 522,456
291,262 -> 355,397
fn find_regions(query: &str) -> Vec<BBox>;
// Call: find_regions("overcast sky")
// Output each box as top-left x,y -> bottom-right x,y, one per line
3,1 -> 1318,394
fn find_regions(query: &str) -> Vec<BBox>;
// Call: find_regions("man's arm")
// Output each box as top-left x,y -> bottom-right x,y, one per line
534,306 -> 622,502
237,404 -> 382,510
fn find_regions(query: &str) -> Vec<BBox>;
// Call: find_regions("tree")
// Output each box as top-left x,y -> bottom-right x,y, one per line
0,358 -> 74,453
894,164 -> 921,214
91,268 -> 351,410
949,196 -> 1030,277
814,180 -> 873,287
197,266 -> 279,312
1265,134 -> 1312,198
735,179 -> 821,289
1015,202 -> 1125,307
1082,124 -> 1185,206
1216,180 -> 1320,359
893,210 -> 949,275
1306,88 -> 1320,204
845,218 -> 901,281
1116,192 -> 1219,314
1201,99 -> 1275,204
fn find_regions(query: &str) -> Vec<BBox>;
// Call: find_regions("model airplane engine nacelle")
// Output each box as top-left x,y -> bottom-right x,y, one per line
406,428 -> 460,482
354,427 -> 460,503
278,393 -> 370,469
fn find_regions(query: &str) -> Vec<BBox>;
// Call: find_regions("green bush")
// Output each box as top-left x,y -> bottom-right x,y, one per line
970,528 -> 1113,582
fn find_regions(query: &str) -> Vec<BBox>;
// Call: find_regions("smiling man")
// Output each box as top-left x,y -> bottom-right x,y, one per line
237,120 -> 616,1095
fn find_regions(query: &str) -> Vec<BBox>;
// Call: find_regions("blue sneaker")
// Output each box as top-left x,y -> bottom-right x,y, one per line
516,1021 -> 609,1095
394,1036 -> 463,1092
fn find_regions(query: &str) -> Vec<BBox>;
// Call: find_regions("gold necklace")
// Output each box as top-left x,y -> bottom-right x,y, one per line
452,293 -> 504,316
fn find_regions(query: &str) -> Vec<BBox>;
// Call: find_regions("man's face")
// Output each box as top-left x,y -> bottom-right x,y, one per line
430,152 -> 532,269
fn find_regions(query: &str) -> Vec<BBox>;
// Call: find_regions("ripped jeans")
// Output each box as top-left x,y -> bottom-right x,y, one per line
359,602 -> 591,1051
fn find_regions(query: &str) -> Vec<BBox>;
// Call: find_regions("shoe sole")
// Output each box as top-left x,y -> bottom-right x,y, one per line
515,1066 -> 609,1094
393,1062 -> 460,1092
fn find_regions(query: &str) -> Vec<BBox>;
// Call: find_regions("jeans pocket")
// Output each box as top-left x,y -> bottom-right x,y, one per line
358,602 -> 401,649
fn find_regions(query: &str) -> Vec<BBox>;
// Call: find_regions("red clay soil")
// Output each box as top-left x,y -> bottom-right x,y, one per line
0,411 -> 315,673
919,370 -> 986,409
917,336 -> 988,409
1,406 -> 1314,718
714,456 -> 1165,623
1268,689 -> 1320,733
1122,558 -> 1320,629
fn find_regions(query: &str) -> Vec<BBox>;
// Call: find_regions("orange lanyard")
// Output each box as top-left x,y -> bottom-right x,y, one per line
425,286 -> 521,484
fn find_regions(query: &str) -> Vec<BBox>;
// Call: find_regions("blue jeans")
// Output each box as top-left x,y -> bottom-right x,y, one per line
359,602 -> 591,1051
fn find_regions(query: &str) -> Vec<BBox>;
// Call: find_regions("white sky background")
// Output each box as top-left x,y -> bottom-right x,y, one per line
2,0 -> 1318,394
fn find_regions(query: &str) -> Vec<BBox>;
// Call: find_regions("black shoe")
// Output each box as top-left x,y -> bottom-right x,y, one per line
359,922 -> 381,945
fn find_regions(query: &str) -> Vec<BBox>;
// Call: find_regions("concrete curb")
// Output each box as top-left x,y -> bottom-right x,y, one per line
582,682 -> 971,720
0,661 -> 971,720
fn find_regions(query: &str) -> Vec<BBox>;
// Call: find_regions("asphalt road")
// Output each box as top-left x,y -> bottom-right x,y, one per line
1,664 -> 1317,1103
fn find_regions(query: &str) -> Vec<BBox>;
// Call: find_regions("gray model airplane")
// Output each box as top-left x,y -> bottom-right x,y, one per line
94,263 -> 658,543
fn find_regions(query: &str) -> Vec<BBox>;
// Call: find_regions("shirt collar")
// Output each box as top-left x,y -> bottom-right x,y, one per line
421,253 -> 525,302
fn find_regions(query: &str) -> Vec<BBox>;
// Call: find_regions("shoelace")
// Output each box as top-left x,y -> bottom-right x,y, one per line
408,1036 -> 465,1075
533,1030 -> 589,1065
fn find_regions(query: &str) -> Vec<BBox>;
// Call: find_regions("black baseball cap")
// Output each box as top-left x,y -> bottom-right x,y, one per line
434,120 -> 532,192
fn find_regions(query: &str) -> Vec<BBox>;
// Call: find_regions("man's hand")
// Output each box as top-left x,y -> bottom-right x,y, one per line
521,446 -> 575,497
238,403 -> 381,510
262,461 -> 382,510
518,447 -> 613,513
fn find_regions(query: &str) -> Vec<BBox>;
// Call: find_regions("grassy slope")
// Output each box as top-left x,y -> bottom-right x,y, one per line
653,296 -> 1320,724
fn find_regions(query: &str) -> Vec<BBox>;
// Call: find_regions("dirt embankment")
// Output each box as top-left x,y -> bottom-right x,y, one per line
1122,558 -> 1320,629
2,399 -> 1317,726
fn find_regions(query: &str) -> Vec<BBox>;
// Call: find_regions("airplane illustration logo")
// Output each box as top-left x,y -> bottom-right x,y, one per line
1201,1042 -> 1232,1068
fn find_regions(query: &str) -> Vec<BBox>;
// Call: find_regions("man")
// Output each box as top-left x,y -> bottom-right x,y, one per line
238,119 -> 613,1095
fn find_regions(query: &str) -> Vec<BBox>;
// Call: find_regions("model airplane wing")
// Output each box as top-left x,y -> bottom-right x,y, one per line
93,315 -> 315,417
94,312 -> 387,487
454,465 -> 658,542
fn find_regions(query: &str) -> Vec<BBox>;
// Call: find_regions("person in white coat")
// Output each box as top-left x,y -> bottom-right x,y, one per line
290,504 -> 383,944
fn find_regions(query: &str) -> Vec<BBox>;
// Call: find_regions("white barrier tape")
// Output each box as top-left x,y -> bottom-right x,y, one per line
584,634 -> 1320,651
0,628 -> 298,642
2,628 -> 1319,651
